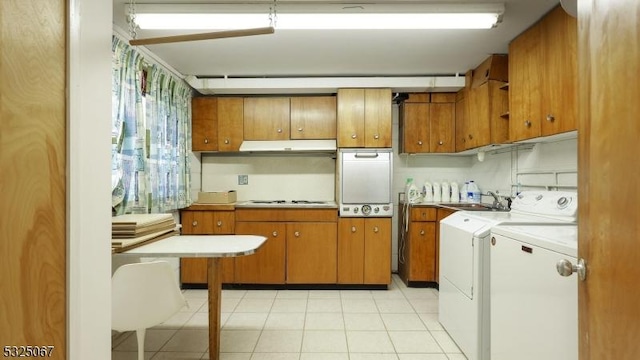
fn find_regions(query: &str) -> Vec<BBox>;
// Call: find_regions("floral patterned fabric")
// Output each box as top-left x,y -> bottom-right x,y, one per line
111,36 -> 192,215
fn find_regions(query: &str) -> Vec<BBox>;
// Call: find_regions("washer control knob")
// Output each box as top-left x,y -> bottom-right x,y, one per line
557,196 -> 570,208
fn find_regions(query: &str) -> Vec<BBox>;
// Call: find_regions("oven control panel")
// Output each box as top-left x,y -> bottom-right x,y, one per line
339,203 -> 394,217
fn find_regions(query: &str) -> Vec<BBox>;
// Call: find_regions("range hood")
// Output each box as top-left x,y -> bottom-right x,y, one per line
239,139 -> 337,152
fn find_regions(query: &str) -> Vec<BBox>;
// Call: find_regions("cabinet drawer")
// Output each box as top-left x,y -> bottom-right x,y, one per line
410,207 -> 437,222
181,210 -> 235,234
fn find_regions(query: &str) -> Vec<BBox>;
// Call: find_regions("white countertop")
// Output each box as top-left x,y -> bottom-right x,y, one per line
115,235 -> 267,258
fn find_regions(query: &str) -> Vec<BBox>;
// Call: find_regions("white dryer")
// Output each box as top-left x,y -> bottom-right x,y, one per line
490,224 -> 578,360
438,191 -> 577,360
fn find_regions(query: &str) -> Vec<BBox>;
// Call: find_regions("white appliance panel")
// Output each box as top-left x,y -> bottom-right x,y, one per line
340,149 -> 392,205
490,232 -> 578,360
440,216 -> 489,298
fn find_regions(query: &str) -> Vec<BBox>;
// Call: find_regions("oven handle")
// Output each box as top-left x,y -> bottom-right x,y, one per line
354,153 -> 379,158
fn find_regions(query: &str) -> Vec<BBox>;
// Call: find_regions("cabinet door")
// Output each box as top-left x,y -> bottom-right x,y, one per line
243,97 -> 290,140
180,210 -> 235,285
235,222 -> 286,284
192,97 -> 218,151
455,89 -> 469,152
364,88 -> 392,147
541,6 -> 578,136
509,22 -> 543,141
429,102 -> 455,153
218,97 -> 244,151
286,222 -> 337,284
364,218 -> 391,285
400,102 -> 429,153
290,96 -> 337,139
337,218 -> 365,284
408,222 -> 436,282
337,89 -> 365,147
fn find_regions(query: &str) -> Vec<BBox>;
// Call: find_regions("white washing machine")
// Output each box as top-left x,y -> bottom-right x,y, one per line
490,224 -> 578,360
438,191 -> 577,360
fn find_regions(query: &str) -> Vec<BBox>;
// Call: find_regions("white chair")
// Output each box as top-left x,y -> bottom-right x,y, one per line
112,261 -> 187,360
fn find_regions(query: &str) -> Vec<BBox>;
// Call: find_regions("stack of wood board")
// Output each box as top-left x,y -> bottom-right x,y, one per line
112,213 -> 180,252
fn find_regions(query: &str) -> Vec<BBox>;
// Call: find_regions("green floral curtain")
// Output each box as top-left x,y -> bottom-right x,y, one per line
111,36 -> 192,215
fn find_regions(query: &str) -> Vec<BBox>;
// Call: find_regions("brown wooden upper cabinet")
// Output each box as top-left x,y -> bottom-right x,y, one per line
509,5 -> 577,142
192,97 -> 218,151
290,96 -> 337,139
456,55 -> 509,151
337,88 -> 392,147
243,97 -> 291,141
399,93 -> 456,153
191,97 -> 244,152
217,97 -> 244,151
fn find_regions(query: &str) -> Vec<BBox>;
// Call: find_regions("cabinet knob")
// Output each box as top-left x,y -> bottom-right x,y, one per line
546,114 -> 555,122
204,138 -> 209,144
420,230 -> 425,235
272,231 -> 278,237
525,120 -> 532,127
192,221 -> 198,227
374,134 -> 380,139
224,138 -> 230,144
439,141 -> 443,145
298,127 -> 303,132
277,128 -> 283,133
351,226 -> 357,233
351,134 -> 357,139
217,220 -> 222,227
373,226 -> 379,233
468,134 -> 473,140
417,140 -> 423,145
294,231 -> 300,237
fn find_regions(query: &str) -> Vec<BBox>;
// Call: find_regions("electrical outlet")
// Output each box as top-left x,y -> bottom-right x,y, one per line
238,175 -> 248,185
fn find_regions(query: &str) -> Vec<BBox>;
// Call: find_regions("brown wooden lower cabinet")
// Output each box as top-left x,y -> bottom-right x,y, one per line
179,208 -> 236,286
235,221 -> 287,284
286,222 -> 338,284
338,218 -> 391,285
397,204 -> 458,287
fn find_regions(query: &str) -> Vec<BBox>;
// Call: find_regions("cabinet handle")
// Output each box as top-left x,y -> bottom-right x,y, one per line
216,220 -> 222,227
525,120 -> 532,128
204,138 -> 209,144
351,134 -> 357,139
224,138 -> 230,144
192,220 -> 198,227
272,231 -> 278,237
294,231 -> 300,237
439,141 -> 443,145
420,230 -> 425,235
417,140 -> 423,145
373,226 -> 379,233
374,134 -> 380,140
298,127 -> 303,132
546,114 -> 555,122
351,226 -> 357,233
277,128 -> 283,133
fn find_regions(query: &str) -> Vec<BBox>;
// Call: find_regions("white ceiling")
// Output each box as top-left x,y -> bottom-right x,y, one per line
112,0 -> 564,94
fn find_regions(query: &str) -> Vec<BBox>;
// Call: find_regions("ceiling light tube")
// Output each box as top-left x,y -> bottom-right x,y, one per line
135,13 -> 501,30
130,3 -> 505,30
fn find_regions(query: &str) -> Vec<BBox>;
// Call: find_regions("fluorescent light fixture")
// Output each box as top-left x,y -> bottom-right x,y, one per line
131,3 -> 504,30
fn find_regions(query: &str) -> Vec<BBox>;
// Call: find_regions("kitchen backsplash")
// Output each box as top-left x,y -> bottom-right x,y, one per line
195,154 -> 336,202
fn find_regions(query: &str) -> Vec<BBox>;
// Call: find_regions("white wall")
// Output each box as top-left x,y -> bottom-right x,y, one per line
194,104 -> 578,273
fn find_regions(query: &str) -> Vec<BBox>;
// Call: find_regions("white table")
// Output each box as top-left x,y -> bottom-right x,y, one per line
116,235 -> 267,360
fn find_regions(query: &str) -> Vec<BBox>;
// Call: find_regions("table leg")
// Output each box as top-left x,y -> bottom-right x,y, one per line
207,257 -> 222,360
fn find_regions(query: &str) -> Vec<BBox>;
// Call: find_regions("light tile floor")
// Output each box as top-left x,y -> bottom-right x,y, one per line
112,275 -> 466,360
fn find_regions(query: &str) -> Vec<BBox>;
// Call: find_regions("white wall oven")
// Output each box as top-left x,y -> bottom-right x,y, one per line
338,148 -> 393,217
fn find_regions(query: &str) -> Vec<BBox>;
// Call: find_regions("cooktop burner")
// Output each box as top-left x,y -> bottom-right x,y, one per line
250,200 -> 287,204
